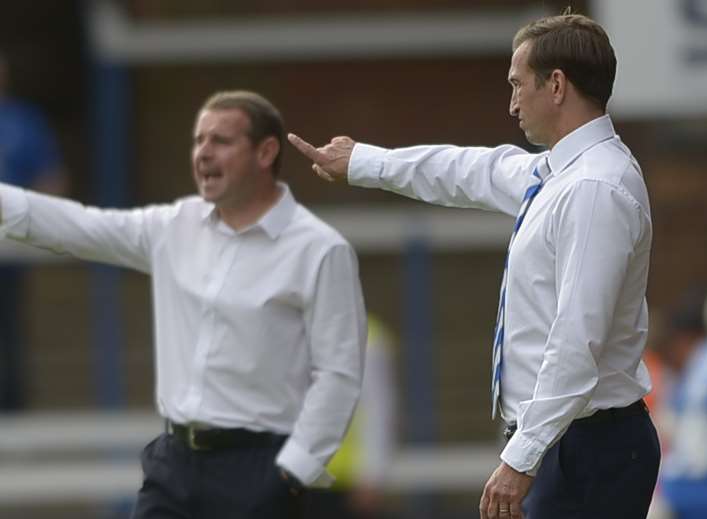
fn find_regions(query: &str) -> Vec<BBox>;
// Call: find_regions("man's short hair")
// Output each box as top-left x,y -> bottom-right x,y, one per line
513,13 -> 617,111
200,90 -> 285,176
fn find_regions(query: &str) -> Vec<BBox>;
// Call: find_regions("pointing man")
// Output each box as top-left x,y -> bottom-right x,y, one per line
289,12 -> 660,519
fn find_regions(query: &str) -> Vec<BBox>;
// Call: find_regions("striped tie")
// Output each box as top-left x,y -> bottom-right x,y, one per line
491,160 -> 548,419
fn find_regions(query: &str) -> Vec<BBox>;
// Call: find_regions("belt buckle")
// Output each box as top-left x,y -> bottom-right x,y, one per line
188,426 -> 211,451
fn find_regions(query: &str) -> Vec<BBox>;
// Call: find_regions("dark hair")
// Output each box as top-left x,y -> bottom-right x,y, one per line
512,13 -> 617,111
200,90 -> 284,175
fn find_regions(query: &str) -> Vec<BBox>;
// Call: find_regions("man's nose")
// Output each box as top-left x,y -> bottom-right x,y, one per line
509,96 -> 518,117
194,142 -> 211,161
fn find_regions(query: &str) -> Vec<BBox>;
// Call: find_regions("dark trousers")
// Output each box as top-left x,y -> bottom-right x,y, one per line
304,488 -> 393,519
523,407 -> 660,519
131,433 -> 304,519
304,489 -> 358,519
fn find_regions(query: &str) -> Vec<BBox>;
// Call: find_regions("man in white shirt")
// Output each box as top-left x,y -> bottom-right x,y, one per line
288,12 -> 659,519
0,90 -> 367,519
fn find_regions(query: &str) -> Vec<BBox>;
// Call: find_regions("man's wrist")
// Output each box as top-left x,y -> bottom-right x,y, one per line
503,461 -> 535,478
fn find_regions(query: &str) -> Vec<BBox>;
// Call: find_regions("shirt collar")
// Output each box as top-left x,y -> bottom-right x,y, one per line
200,182 -> 297,239
547,114 -> 616,175
255,182 -> 297,239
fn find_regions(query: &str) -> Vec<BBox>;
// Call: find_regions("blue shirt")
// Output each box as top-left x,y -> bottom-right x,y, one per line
0,98 -> 61,187
661,340 -> 707,518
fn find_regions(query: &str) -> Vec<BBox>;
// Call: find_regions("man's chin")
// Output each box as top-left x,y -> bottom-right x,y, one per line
198,190 -> 219,204
524,131 -> 545,148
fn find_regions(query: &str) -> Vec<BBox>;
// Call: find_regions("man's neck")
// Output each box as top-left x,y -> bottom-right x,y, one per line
549,106 -> 605,149
217,181 -> 281,232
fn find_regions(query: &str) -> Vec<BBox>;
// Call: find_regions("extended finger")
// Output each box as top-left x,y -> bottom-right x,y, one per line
509,500 -> 523,519
288,133 -> 328,163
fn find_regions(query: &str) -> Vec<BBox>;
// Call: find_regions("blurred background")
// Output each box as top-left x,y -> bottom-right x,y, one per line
0,0 -> 705,518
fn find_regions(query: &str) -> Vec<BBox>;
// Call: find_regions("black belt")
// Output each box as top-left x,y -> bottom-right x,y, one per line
503,399 -> 648,441
168,421 -> 286,451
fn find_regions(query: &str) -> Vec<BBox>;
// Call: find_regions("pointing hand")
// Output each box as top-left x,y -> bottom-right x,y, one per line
288,133 -> 356,182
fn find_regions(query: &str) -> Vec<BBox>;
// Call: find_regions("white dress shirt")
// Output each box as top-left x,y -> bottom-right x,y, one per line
348,115 -> 652,473
0,182 -> 367,486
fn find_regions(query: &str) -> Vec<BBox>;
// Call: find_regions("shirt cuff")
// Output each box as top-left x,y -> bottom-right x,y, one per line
347,143 -> 387,188
276,438 -> 334,488
0,184 -> 30,239
499,429 -> 547,473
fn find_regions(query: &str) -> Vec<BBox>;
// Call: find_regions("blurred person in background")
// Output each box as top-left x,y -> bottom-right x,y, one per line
0,51 -> 67,411
643,346 -> 666,417
289,10 -> 659,519
306,314 -> 397,519
643,316 -> 671,519
0,90 -> 367,519
653,287 -> 707,519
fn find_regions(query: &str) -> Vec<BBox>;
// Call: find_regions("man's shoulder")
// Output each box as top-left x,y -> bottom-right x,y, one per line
288,204 -> 351,251
173,194 -> 207,209
575,140 -> 635,179
141,195 -> 209,224
566,140 -> 647,203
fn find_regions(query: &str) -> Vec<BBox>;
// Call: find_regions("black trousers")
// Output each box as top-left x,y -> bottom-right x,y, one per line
304,489 -> 358,519
522,407 -> 660,519
131,433 -> 304,519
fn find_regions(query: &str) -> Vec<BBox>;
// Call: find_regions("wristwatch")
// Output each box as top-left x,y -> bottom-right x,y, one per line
279,467 -> 305,496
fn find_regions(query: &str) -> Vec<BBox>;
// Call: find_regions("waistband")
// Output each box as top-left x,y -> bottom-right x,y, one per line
167,421 -> 287,451
503,399 -> 648,441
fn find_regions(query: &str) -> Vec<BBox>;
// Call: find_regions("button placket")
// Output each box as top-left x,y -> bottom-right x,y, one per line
183,236 -> 240,416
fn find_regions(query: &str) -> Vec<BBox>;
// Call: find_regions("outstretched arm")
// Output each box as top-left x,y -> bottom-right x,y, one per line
289,132 -> 542,215
0,183 -> 168,273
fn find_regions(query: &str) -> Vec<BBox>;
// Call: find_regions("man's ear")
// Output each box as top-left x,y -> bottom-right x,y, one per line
257,136 -> 280,170
550,69 -> 567,105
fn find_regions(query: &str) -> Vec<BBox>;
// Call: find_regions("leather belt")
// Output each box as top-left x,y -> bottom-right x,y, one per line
503,399 -> 648,441
168,422 -> 286,451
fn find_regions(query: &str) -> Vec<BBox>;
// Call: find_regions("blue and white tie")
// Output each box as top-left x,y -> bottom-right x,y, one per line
491,159 -> 548,419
